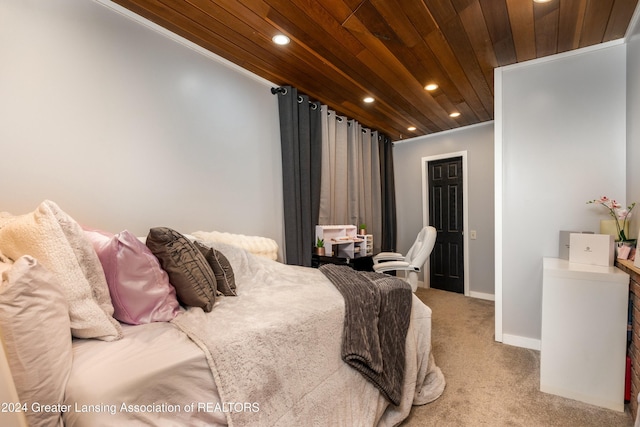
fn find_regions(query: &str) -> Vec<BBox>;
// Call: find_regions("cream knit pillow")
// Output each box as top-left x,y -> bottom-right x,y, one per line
0,200 -> 122,341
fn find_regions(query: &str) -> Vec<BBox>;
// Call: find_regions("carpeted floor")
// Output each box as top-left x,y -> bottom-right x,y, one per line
402,287 -> 634,427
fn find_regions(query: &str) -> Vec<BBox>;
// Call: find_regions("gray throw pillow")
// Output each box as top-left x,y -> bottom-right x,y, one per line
146,227 -> 216,312
195,241 -> 237,296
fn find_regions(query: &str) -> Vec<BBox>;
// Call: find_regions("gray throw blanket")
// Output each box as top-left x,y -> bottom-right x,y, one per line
319,264 -> 413,406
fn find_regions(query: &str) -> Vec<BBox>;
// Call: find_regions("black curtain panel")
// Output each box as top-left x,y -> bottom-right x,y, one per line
274,86 -> 322,266
379,134 -> 397,252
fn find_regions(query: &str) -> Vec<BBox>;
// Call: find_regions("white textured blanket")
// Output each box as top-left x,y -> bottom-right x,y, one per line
171,242 -> 444,426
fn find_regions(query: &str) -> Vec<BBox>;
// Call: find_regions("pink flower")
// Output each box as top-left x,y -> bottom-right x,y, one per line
617,209 -> 632,220
587,196 -> 636,241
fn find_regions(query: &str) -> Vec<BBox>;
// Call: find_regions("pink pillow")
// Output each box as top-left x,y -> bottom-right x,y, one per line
84,229 -> 181,325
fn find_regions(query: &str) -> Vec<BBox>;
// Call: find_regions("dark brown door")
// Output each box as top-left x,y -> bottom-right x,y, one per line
428,157 -> 464,293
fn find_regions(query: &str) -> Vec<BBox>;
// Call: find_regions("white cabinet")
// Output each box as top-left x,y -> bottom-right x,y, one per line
541,257 -> 629,411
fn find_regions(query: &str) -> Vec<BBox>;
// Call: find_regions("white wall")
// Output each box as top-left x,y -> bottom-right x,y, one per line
496,42 -> 627,348
392,122 -> 495,298
0,0 -> 283,254
628,10 -> 640,239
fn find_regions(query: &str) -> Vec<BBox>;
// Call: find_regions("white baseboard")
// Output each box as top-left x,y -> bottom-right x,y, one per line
502,334 -> 541,351
469,291 -> 495,301
418,284 -> 495,302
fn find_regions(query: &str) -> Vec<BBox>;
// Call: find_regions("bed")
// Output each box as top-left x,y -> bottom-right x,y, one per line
0,200 -> 445,427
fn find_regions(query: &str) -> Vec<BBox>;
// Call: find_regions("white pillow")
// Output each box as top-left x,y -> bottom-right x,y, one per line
0,200 -> 122,340
0,256 -> 72,427
191,230 -> 279,260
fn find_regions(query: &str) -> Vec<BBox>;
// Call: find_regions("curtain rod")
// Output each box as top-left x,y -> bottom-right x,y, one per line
270,87 -> 287,95
326,113 -> 375,132
272,86 -> 379,135
271,86 -> 318,109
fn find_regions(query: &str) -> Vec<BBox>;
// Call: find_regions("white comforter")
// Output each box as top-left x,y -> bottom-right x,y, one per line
63,242 -> 444,426
64,321 -> 224,426
172,242 -> 445,426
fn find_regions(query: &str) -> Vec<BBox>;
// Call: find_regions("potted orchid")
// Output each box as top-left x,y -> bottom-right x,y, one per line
587,196 -> 636,242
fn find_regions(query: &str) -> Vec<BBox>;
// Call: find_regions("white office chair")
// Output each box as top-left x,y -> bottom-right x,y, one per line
372,226 -> 437,292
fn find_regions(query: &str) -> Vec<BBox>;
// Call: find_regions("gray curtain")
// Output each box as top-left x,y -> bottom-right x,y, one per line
379,134 -> 396,251
319,106 -> 349,224
319,108 -> 387,253
274,86 -> 322,266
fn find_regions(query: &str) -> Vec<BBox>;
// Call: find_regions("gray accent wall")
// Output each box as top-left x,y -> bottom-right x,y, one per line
497,42 -> 627,347
628,12 -> 640,239
392,122 -> 495,297
0,0 -> 284,257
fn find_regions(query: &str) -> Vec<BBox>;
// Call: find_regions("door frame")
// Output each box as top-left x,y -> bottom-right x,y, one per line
421,151 -> 469,296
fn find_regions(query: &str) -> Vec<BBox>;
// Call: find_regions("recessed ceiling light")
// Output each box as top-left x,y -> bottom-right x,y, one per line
272,34 -> 290,45
449,112 -> 461,118
363,97 -> 375,103
424,83 -> 438,91
408,126 -> 416,131
533,0 -> 552,3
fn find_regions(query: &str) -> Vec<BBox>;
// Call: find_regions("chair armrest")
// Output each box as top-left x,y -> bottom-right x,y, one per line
372,260 -> 411,273
372,252 -> 404,264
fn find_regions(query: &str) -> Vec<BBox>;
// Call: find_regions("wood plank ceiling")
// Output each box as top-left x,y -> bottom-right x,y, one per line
112,0 -> 638,140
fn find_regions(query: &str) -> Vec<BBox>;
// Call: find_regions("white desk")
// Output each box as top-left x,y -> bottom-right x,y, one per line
541,257 -> 629,411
